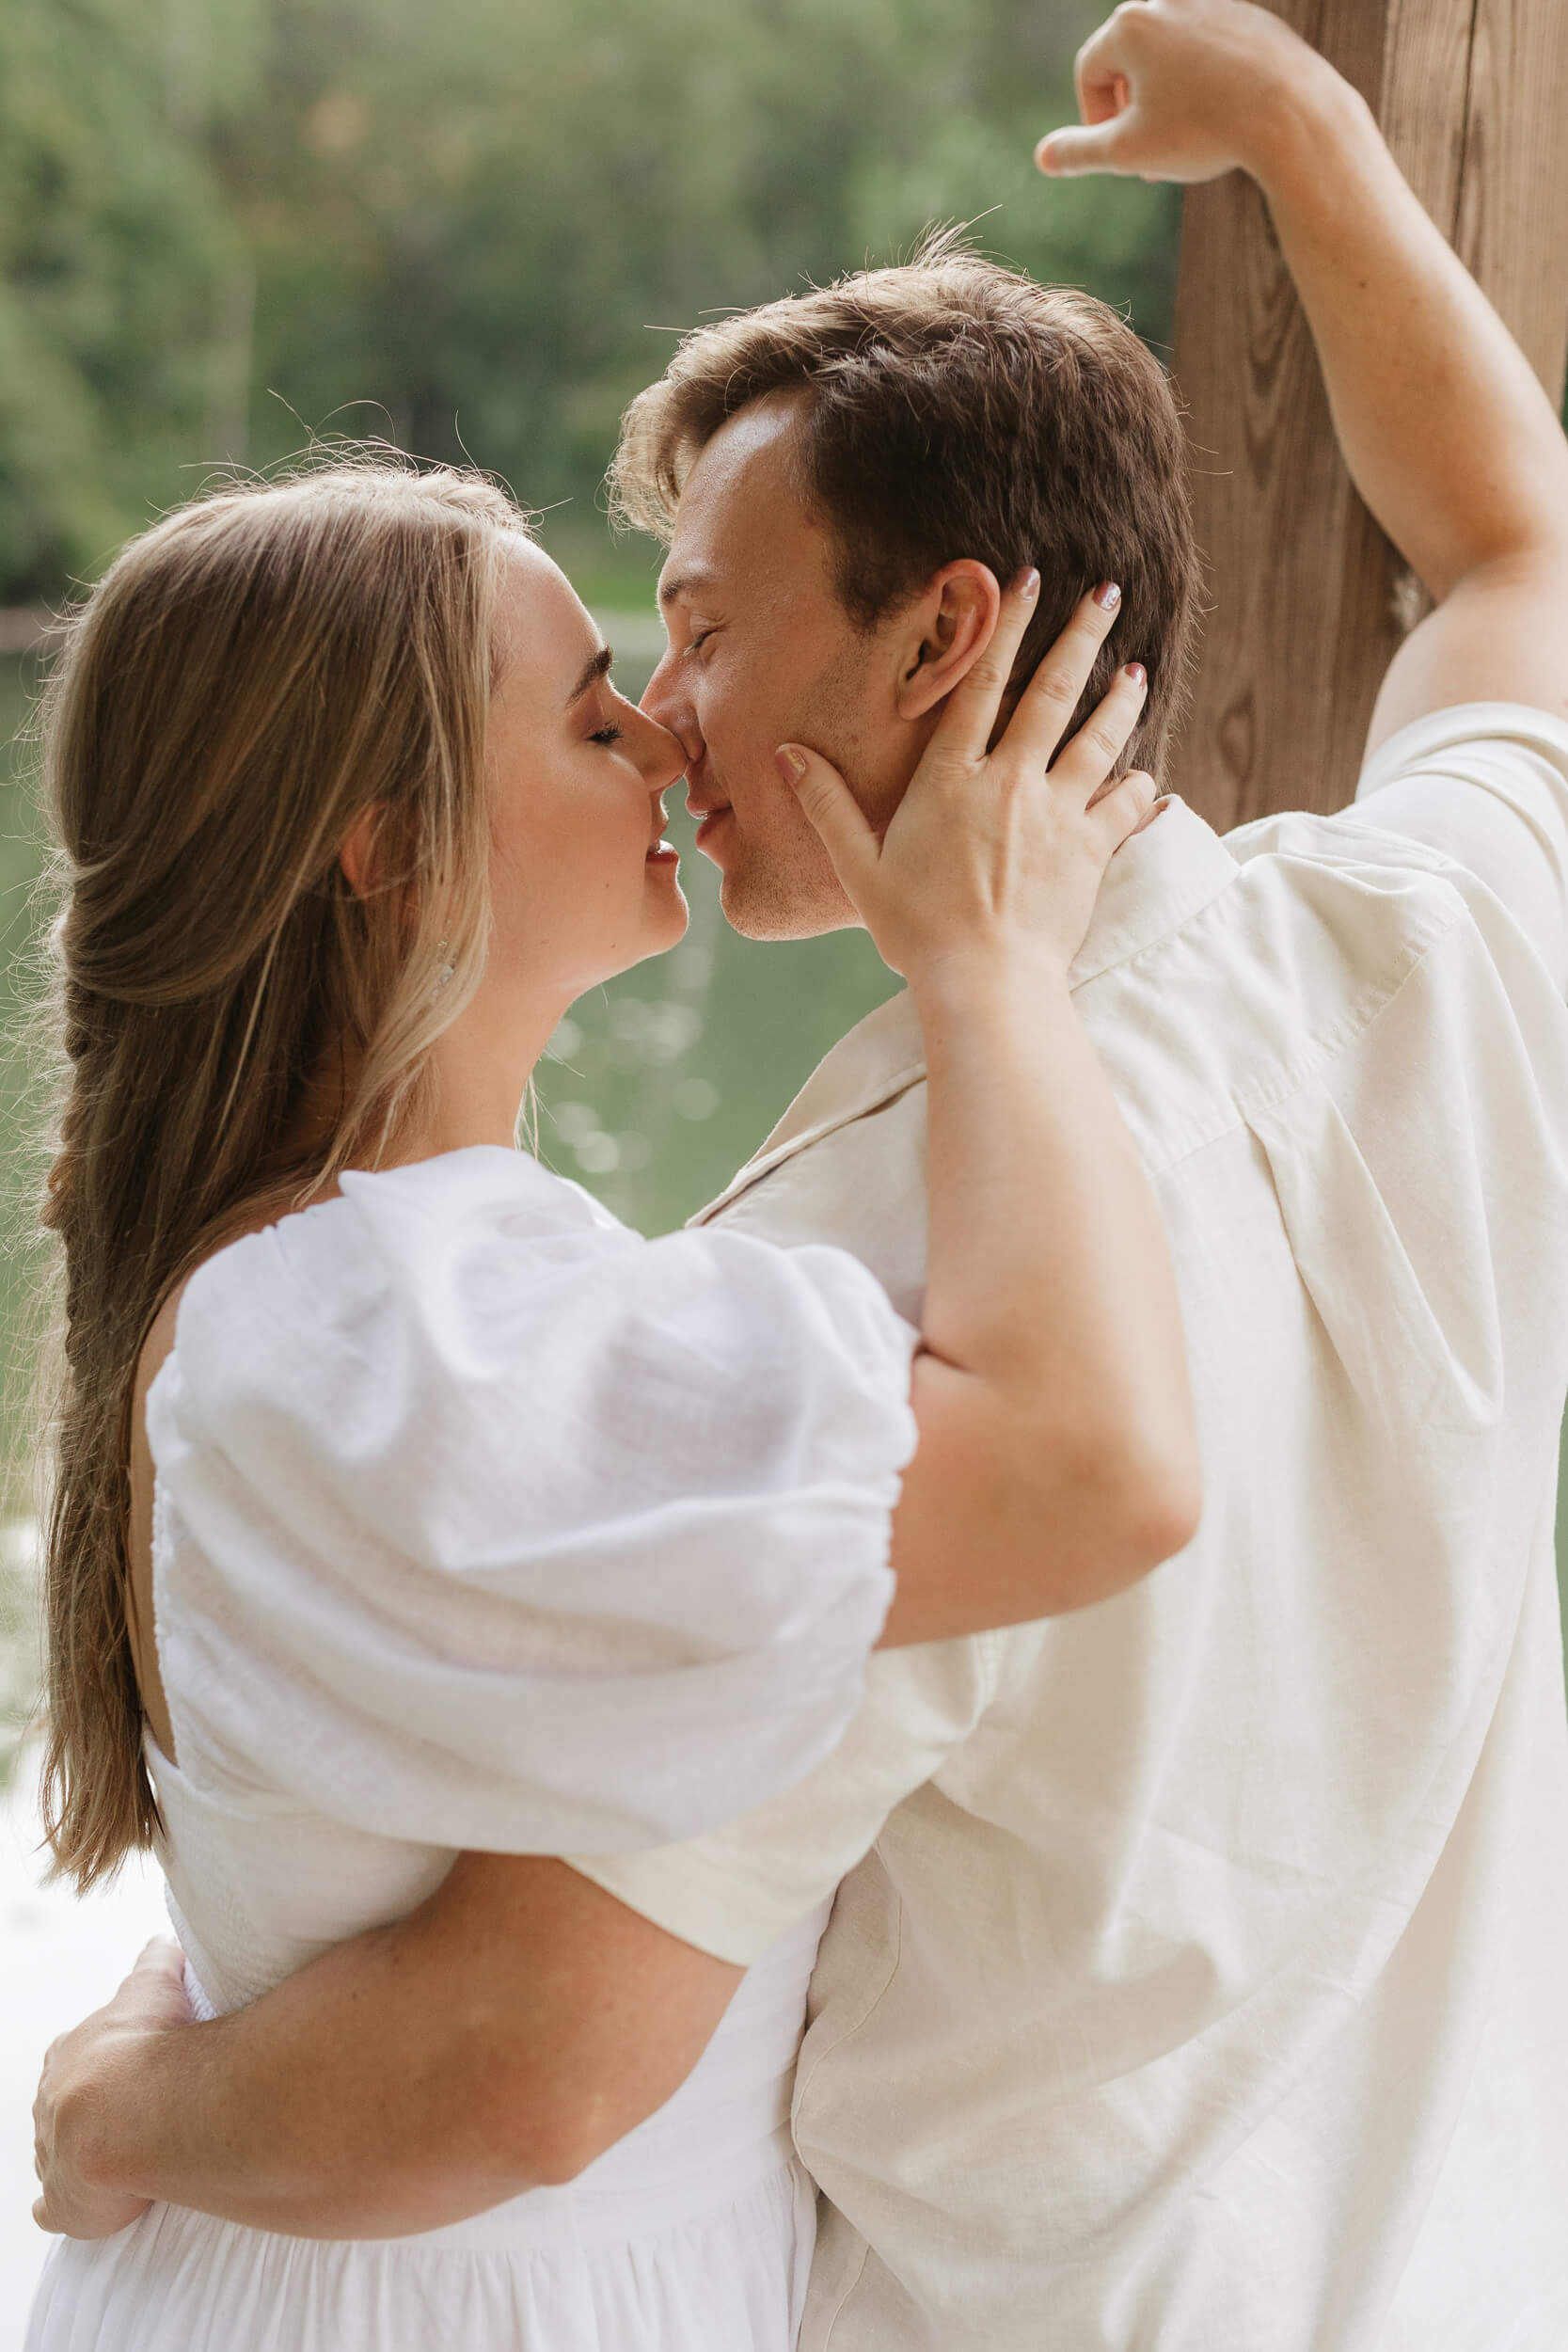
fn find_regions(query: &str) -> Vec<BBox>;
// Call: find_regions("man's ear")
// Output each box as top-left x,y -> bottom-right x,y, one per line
339,803 -> 382,901
893,561 -> 1005,721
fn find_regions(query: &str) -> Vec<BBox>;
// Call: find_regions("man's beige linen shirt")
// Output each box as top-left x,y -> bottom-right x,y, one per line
573,705 -> 1568,2351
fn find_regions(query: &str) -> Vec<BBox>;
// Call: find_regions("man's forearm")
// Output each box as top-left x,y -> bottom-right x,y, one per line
42,1854 -> 740,2243
65,1915 -> 542,2239
1043,2 -> 1568,635
1247,60 -> 1568,602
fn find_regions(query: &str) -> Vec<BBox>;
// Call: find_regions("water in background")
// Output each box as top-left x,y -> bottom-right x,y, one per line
1,628 -> 895,1278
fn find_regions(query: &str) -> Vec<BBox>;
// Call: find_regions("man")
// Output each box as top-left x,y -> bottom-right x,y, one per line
35,4 -> 1568,2344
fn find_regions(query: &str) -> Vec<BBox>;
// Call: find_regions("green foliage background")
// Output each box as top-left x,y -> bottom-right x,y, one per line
0,0 -> 1178,603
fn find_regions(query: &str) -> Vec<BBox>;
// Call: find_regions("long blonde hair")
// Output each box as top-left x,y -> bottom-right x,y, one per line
34,453 -> 527,1887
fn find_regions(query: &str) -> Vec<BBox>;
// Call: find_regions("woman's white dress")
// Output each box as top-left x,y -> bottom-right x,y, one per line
25,1146 -> 917,2352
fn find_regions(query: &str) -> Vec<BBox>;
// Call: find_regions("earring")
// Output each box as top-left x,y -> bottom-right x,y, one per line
430,939 -> 454,1001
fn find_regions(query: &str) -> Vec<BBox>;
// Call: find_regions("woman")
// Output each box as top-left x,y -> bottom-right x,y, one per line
25,453 -> 1196,2347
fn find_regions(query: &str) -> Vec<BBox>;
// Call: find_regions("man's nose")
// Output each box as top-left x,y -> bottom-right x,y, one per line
641,656 -> 704,768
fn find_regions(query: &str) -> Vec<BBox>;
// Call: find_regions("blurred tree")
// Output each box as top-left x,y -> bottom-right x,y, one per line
0,0 -> 267,599
232,0 -> 1178,563
0,0 -> 1180,603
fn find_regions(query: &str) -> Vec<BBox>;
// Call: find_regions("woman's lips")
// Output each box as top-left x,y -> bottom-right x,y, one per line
645,837 -> 680,867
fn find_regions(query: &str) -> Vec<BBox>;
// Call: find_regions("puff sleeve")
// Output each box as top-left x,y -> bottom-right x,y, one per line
148,1148 -> 917,1853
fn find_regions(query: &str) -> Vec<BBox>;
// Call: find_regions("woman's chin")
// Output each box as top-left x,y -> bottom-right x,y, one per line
613,883 -> 691,977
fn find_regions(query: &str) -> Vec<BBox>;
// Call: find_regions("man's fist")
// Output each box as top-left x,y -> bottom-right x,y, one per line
1037,0 -> 1327,187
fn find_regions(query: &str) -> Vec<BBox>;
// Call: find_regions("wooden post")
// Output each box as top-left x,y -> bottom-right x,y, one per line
1167,0 -> 1568,829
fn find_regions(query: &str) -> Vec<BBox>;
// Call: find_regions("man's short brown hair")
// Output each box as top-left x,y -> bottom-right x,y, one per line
611,236 -> 1200,778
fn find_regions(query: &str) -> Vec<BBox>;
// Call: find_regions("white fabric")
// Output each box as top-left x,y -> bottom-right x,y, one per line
151,1145 -> 915,1857
573,705 -> 1568,2352
29,1871 -> 828,2352
25,1147 -> 917,2352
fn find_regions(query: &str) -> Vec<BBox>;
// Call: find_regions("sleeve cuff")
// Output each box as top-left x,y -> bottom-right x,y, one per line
1357,700 -> 1568,800
563,1848 -> 825,1966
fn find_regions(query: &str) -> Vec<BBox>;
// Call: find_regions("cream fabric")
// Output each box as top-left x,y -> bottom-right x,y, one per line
26,1147 -> 919,2352
572,706 -> 1568,2352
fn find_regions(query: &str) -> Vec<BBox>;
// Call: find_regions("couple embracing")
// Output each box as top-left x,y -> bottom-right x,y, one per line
24,6 -> 1568,2349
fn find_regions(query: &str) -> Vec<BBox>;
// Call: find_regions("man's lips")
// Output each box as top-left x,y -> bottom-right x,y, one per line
684,784 -> 734,853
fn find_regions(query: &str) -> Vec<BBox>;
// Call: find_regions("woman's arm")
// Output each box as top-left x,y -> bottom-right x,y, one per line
847,578 -> 1197,1646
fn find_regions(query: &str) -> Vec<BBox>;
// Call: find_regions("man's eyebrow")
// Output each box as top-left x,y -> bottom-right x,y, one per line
657,568 -> 717,611
566,644 -> 614,706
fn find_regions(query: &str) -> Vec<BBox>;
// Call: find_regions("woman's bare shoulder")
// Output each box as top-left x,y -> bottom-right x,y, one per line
136,1284 -> 186,1409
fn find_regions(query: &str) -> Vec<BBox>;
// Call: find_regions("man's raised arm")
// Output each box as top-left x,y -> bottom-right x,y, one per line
1039,0 -> 1568,745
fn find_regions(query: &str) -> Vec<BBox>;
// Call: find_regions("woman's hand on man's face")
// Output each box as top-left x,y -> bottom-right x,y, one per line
774,572 -> 1155,984
33,1935 -> 191,2239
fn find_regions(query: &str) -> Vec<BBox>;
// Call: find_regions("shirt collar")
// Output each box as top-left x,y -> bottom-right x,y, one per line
695,798 -> 1240,1224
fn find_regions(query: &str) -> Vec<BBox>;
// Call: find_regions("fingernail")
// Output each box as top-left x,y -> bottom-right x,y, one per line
1015,567 -> 1040,600
775,747 -> 808,785
1095,582 -> 1122,611
1124,661 -> 1147,686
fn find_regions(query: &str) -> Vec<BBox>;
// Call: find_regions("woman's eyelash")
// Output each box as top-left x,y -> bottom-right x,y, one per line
589,723 -> 625,746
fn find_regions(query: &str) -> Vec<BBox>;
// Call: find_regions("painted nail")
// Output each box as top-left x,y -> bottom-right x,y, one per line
1124,661 -> 1147,686
775,747 -> 808,785
1016,566 -> 1041,600
1095,581 -> 1122,611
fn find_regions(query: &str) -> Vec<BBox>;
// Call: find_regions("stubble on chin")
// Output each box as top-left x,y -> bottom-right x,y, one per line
720,675 -> 881,941
718,857 -> 845,942
716,804 -> 862,942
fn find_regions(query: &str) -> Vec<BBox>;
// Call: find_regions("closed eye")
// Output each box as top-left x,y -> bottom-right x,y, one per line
589,723 -> 625,746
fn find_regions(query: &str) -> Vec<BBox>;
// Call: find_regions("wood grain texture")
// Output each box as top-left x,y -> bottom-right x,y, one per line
1167,0 -> 1568,828
1454,0 -> 1568,393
